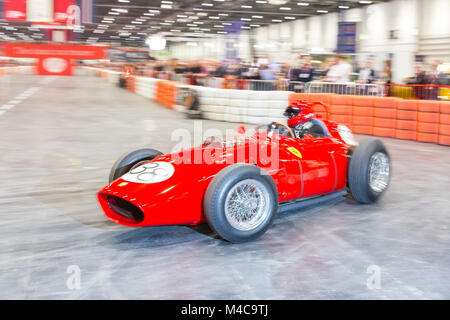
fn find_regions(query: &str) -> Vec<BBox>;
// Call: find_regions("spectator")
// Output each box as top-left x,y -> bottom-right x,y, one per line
357,58 -> 377,84
323,56 -> 352,83
291,56 -> 315,83
407,63 -> 429,99
259,64 -> 276,81
426,60 -> 445,99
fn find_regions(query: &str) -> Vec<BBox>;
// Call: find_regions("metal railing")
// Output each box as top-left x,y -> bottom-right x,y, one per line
305,81 -> 386,96
111,70 -> 450,100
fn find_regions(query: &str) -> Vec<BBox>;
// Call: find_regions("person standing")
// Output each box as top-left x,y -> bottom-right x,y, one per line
357,58 -> 377,84
292,56 -> 315,83
323,56 -> 352,83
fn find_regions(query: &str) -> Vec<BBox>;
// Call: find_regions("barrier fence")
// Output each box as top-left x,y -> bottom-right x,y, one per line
0,66 -> 33,76
172,75 -> 450,100
85,67 -> 450,147
389,83 -> 450,101
305,81 -> 386,96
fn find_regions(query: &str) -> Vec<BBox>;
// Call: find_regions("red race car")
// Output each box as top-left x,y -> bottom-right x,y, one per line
97,100 -> 391,243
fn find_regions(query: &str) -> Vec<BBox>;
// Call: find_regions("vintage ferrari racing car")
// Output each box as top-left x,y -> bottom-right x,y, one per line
97,101 -> 391,243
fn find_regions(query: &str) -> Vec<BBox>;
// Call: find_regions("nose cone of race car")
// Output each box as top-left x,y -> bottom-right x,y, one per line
97,157 -> 224,227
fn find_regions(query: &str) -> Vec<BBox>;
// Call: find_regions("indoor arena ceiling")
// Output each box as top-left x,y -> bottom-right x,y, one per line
0,0 -> 389,48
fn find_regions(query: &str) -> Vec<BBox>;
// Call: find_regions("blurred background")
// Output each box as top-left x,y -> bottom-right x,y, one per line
0,0 -> 449,99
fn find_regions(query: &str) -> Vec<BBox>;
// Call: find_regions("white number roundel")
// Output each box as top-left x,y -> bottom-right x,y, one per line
43,58 -> 67,73
121,162 -> 175,184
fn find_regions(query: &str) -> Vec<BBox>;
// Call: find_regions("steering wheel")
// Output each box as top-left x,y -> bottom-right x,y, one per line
269,122 -> 295,138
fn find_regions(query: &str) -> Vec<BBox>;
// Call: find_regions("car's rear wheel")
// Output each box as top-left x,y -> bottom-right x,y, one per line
348,139 -> 391,204
109,148 -> 163,183
204,164 -> 278,243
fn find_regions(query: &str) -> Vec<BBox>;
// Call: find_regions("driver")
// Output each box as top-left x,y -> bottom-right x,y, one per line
284,100 -> 329,139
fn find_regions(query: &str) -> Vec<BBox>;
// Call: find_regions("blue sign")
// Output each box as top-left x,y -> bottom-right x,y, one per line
337,22 -> 357,54
224,20 -> 244,60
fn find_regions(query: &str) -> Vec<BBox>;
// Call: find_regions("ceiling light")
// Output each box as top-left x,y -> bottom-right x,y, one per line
147,36 -> 166,50
280,7 -> 291,10
112,8 -> 127,13
297,2 -> 309,6
339,5 -> 349,9
285,17 -> 295,20
252,15 -> 263,18
241,5 -> 252,8
272,19 -> 282,22
201,3 -> 213,6
317,10 -> 328,13
360,1 -> 373,4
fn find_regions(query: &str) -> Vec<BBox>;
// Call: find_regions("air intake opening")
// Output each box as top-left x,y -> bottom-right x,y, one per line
107,195 -> 144,223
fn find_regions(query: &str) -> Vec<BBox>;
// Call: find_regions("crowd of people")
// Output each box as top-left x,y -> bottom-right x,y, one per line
107,55 -> 447,84
94,54 -> 449,99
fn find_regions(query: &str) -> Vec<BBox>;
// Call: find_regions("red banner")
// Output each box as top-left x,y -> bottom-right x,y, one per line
54,0 -> 75,24
4,0 -> 27,21
3,43 -> 107,60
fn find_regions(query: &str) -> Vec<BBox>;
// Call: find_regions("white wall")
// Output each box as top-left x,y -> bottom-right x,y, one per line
418,0 -> 450,62
169,0 -> 449,81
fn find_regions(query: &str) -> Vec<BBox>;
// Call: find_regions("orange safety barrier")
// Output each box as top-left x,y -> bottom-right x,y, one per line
125,76 -> 136,93
154,80 -> 178,109
222,78 -> 249,90
440,114 -> 450,124
288,92 -> 450,146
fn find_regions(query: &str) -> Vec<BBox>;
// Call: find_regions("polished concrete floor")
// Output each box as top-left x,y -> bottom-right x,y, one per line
0,73 -> 449,299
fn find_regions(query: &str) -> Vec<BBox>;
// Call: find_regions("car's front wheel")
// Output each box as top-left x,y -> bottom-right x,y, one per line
204,164 -> 278,243
109,148 -> 163,183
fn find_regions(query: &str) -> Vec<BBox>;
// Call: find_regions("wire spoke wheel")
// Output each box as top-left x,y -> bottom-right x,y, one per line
224,179 -> 271,231
368,152 -> 390,193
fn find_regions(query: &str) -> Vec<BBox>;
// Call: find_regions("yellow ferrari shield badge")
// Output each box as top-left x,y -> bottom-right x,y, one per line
287,147 -> 302,159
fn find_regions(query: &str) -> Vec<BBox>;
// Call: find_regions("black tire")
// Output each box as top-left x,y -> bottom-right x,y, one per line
204,164 -> 278,243
109,148 -> 163,183
348,139 -> 391,204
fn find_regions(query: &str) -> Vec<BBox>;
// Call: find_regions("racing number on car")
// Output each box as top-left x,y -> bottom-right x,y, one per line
121,162 -> 175,184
